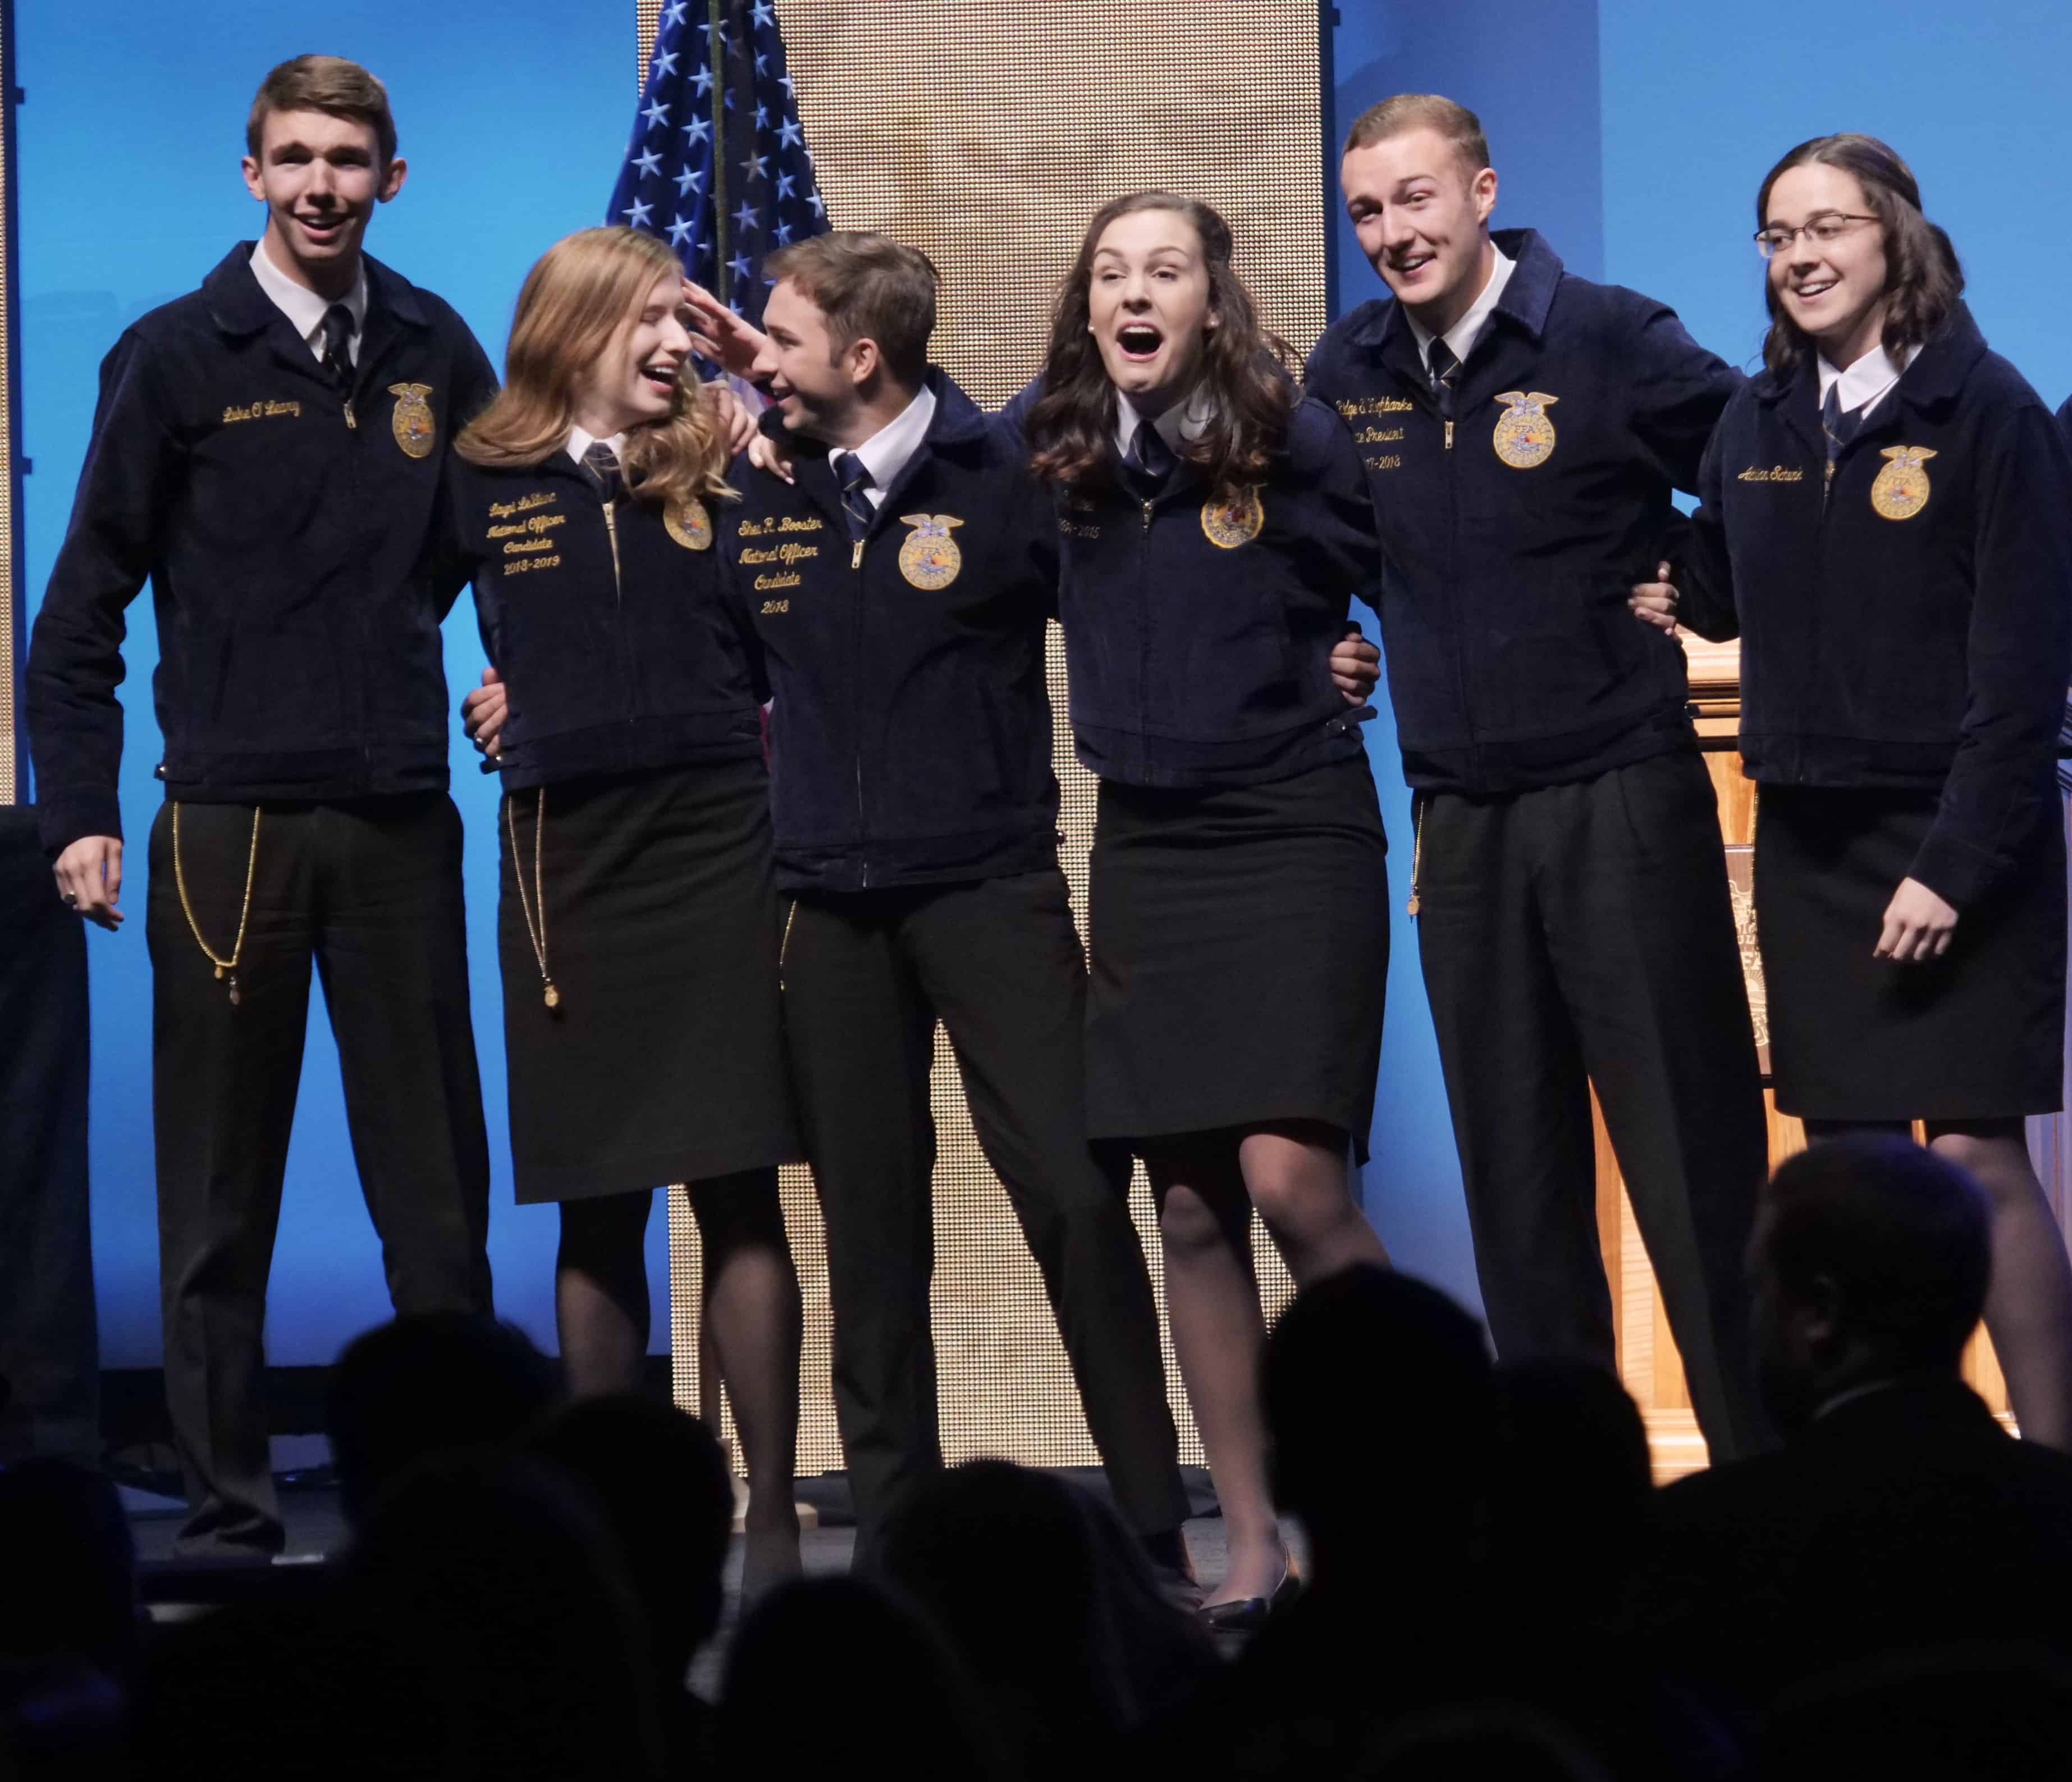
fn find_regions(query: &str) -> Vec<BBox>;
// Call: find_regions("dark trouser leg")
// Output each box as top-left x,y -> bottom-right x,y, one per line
148,801 -> 317,1555
911,871 -> 1190,1539
1536,753 -> 1771,1460
1416,791 -> 1613,1370
780,892 -> 939,1556
314,796 -> 492,1318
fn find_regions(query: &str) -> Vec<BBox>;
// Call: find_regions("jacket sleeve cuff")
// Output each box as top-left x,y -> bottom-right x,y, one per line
35,789 -> 125,858
1906,828 -> 2004,912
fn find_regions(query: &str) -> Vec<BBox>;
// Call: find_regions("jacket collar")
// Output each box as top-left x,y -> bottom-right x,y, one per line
785,366 -> 988,535
1751,300 -> 1988,415
1346,227 -> 1564,359
205,241 -> 427,337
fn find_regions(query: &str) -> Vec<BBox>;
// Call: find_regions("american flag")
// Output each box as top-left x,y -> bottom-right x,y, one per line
606,0 -> 829,329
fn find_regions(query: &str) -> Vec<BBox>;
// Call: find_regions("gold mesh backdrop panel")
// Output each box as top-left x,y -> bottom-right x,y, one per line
663,0 -> 1324,1473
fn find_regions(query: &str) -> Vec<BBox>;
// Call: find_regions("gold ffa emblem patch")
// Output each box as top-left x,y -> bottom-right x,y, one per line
1199,487 -> 1265,549
1870,445 -> 1937,520
388,383 -> 436,459
898,514 -> 964,589
664,496 -> 715,551
1492,392 -> 1558,468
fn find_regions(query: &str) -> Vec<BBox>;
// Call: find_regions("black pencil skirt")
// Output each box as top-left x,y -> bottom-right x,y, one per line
1756,785 -> 2066,1121
498,757 -> 801,1202
1085,752 -> 1391,1160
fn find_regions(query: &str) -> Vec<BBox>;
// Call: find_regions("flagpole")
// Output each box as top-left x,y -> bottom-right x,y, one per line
708,0 -> 730,305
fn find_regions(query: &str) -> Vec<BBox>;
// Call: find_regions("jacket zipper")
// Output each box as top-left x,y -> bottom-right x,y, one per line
852,525 -> 868,886
601,497 -> 637,723
1406,791 -> 1426,915
778,897 -> 798,990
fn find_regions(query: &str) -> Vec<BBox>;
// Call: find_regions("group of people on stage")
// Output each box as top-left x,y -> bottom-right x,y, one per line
25,54 -> 2072,1618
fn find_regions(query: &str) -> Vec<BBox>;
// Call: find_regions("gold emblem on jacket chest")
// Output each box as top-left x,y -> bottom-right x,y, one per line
1199,486 -> 1265,549
664,496 -> 715,551
1869,445 -> 1937,520
387,383 -> 436,459
898,514 -> 964,589
1492,392 -> 1558,468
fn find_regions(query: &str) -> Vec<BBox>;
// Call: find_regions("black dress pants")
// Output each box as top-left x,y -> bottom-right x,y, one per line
1414,749 -> 1770,1459
781,867 -> 1188,1554
145,794 -> 492,1554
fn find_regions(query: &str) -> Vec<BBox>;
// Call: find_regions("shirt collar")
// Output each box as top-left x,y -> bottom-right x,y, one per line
566,425 -> 629,466
249,237 -> 368,354
1113,384 -> 1214,457
1818,338 -> 1923,418
842,382 -> 938,500
1406,240 -> 1516,370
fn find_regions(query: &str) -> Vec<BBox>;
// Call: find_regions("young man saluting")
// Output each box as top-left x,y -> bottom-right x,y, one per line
1305,94 -> 1769,1458
26,56 -> 498,1555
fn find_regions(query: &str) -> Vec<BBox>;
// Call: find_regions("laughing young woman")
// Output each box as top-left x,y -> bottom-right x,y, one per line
1635,135 -> 2072,1447
451,227 -> 806,1574
1024,193 -> 1393,1623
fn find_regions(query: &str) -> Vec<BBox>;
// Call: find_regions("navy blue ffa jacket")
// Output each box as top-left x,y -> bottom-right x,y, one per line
25,243 -> 498,854
723,369 -> 1061,894
1045,396 -> 1379,789
452,455 -> 765,791
1681,303 -> 2072,911
1303,228 -> 1740,795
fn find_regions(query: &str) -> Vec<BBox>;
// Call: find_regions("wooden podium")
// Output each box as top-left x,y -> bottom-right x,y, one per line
1602,637 -> 2069,1477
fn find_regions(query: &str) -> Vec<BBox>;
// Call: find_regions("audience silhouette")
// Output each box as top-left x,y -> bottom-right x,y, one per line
21,1135 -> 2072,1778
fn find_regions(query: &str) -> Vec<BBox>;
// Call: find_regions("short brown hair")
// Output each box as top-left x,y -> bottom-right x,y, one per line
762,232 -> 937,384
1755,133 -> 1964,381
1342,93 -> 1489,180
247,55 -> 398,167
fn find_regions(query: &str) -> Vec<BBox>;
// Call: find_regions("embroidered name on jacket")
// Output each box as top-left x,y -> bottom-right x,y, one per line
221,400 -> 302,424
1737,465 -> 1804,483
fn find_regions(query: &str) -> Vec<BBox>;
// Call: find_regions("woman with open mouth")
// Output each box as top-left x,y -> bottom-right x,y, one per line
449,226 -> 808,1583
1024,191 -> 1393,1627
1636,133 -> 2072,1449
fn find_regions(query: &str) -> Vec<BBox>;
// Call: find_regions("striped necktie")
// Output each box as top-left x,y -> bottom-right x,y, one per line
834,450 -> 873,542
1428,337 -> 1461,421
582,439 -> 623,506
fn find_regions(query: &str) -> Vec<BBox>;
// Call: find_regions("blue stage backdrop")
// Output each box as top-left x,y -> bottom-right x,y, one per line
24,0 -> 2072,1368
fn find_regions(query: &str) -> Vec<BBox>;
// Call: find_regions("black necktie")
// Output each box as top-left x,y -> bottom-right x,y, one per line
1124,420 -> 1175,500
319,303 -> 355,393
1820,381 -> 1864,465
834,451 -> 873,542
1428,338 -> 1461,422
583,439 -> 623,506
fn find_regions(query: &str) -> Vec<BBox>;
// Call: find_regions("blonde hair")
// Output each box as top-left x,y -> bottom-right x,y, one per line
1342,93 -> 1490,181
458,227 -> 731,507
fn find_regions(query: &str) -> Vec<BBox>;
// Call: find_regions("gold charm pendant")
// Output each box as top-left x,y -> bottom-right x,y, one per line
543,980 -> 561,1011
227,974 -> 241,1007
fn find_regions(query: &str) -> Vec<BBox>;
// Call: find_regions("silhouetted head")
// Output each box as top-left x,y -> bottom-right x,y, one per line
0,1458 -> 137,1680
721,1574 -> 1003,1782
1265,1265 -> 1495,1573
1750,1137 -> 1989,1435
345,1449 -> 663,1781
327,1313 -> 557,1527
1488,1360 -> 1653,1629
526,1394 -> 735,1685
879,1459 -> 1213,1766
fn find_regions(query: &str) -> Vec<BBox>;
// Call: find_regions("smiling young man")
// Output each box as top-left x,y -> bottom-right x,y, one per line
1303,94 -> 1772,1460
26,55 -> 499,1556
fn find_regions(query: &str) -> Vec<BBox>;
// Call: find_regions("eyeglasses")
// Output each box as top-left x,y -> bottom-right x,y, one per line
1754,212 -> 1879,259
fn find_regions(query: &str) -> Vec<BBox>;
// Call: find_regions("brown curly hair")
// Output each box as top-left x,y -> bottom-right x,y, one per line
1757,134 -> 1964,381
1026,193 -> 1295,503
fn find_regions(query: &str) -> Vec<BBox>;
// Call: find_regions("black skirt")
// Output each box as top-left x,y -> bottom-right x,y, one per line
1755,785 -> 2066,1120
498,757 -> 801,1202
1086,753 -> 1390,1160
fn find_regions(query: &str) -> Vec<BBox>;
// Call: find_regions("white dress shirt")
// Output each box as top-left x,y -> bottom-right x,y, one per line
839,382 -> 938,508
1817,339 -> 1923,423
1113,384 -> 1214,460
566,425 -> 629,468
1407,240 -> 1517,373
249,237 -> 368,367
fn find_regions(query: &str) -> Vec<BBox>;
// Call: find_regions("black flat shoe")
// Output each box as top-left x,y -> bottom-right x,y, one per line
1197,1567 -> 1301,1635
